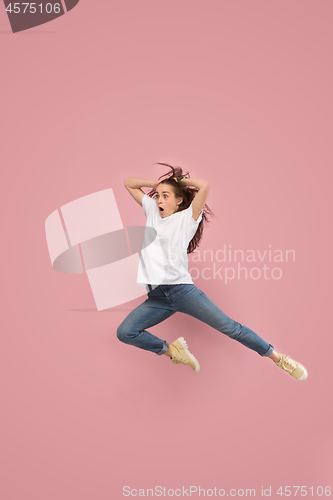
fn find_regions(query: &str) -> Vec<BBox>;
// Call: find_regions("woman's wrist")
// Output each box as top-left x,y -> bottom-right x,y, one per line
176,176 -> 188,186
179,177 -> 207,189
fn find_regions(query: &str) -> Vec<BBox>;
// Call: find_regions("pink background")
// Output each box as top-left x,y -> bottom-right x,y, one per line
1,1 -> 332,498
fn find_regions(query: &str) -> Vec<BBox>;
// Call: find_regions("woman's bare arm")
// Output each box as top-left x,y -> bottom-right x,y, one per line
179,178 -> 210,221
124,177 -> 158,206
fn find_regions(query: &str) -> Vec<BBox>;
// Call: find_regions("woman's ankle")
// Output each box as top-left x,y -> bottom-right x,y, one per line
164,346 -> 172,357
269,351 -> 281,363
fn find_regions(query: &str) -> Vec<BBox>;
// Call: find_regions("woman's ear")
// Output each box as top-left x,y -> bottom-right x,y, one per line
177,197 -> 184,207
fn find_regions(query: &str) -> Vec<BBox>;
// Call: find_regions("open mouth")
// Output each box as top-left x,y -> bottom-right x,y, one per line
159,207 -> 164,212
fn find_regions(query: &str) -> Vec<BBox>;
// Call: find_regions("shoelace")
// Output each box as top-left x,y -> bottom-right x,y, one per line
172,357 -> 189,365
280,355 -> 297,372
171,347 -> 190,365
171,354 -> 189,365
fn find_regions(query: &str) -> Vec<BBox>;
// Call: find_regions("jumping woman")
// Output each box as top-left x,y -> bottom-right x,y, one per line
117,163 -> 308,381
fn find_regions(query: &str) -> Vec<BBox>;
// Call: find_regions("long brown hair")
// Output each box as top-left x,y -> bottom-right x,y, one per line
147,162 -> 215,254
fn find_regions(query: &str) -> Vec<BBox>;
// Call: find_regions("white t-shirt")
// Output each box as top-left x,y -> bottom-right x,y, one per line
137,194 -> 203,292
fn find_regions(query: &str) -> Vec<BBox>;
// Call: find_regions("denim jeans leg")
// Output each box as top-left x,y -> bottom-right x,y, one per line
117,288 -> 176,355
175,286 -> 274,357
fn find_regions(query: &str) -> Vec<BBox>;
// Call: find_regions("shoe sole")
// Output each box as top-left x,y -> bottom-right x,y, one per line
177,337 -> 200,373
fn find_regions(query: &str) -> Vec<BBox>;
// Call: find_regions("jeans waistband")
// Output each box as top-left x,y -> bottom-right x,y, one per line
146,283 -> 161,293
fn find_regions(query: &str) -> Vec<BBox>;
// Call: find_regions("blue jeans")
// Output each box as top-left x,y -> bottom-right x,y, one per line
117,284 -> 274,357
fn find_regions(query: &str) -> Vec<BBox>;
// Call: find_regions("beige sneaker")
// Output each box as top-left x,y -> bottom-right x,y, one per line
275,353 -> 308,381
169,337 -> 200,372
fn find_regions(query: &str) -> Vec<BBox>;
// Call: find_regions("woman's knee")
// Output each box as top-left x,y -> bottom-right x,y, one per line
116,323 -> 138,344
116,323 -> 127,343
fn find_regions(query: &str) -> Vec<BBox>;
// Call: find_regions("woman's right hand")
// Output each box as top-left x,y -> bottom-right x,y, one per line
153,173 -> 176,189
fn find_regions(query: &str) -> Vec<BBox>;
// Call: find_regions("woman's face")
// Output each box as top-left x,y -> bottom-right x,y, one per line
155,184 -> 183,219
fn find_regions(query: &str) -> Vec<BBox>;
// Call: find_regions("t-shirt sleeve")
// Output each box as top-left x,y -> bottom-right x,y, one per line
142,193 -> 157,217
186,201 -> 203,231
